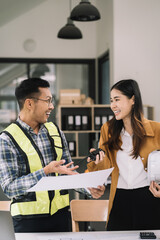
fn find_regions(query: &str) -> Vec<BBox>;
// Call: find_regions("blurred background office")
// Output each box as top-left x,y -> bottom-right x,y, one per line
0,0 -> 160,121
0,0 -> 160,230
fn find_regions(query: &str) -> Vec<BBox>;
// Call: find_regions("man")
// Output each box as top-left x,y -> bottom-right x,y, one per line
0,78 -> 105,233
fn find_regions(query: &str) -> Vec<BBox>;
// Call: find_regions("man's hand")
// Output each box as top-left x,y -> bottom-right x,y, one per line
87,148 -> 105,165
44,160 -> 79,176
149,181 -> 160,197
88,185 -> 105,199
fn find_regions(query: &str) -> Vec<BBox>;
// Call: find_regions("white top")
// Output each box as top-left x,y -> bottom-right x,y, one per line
117,129 -> 149,189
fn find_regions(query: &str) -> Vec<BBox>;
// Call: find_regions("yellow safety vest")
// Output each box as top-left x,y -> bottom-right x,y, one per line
3,122 -> 69,218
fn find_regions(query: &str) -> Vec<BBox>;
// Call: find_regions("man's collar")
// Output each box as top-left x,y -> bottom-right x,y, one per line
17,117 -> 31,131
16,117 -> 45,132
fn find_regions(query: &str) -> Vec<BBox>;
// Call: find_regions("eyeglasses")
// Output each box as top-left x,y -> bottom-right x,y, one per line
30,97 -> 55,106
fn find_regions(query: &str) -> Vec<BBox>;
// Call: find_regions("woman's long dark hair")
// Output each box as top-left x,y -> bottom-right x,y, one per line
107,79 -> 145,159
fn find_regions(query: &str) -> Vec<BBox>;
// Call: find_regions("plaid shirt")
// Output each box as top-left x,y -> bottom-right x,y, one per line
0,118 -> 88,199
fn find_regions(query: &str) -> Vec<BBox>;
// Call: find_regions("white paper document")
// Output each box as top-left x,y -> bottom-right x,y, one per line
36,231 -> 140,240
27,168 -> 114,192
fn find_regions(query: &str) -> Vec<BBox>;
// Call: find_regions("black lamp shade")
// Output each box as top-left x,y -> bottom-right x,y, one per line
57,18 -> 82,39
70,0 -> 101,21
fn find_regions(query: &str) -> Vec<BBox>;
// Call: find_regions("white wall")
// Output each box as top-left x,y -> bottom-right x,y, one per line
96,0 -> 114,87
0,0 -> 111,59
1,0 -> 159,121
96,0 -> 113,57
0,0 -> 99,58
113,0 -> 160,121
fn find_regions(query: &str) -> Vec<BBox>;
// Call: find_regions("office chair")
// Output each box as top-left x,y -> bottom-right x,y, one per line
0,202 -> 15,240
70,199 -> 109,232
0,201 -> 11,211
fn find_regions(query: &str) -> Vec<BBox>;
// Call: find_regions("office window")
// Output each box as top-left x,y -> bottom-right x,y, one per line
0,63 -> 27,131
98,52 -> 110,104
0,59 -> 95,128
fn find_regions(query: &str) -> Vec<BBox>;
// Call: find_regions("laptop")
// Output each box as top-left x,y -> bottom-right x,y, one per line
0,211 -> 15,240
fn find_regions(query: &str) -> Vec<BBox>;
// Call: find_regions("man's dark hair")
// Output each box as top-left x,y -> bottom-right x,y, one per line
15,78 -> 50,110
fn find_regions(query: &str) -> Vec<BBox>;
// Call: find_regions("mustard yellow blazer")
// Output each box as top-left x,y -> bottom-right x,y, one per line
87,118 -> 160,224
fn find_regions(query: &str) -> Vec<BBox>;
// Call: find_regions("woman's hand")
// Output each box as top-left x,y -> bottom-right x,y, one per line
149,181 -> 160,197
88,185 -> 105,199
87,148 -> 105,165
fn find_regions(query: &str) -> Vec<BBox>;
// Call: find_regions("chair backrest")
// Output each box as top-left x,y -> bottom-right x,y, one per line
70,199 -> 109,232
0,201 -> 15,240
0,211 -> 16,240
0,201 -> 11,211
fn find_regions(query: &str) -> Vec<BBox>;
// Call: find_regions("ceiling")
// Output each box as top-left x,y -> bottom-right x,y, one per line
0,0 -> 46,87
0,0 -> 99,87
0,0 -> 45,27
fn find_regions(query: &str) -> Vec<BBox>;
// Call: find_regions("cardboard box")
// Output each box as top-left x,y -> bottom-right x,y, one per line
59,89 -> 81,105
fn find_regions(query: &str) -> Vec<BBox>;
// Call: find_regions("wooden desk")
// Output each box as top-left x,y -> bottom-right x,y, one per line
15,230 -> 160,240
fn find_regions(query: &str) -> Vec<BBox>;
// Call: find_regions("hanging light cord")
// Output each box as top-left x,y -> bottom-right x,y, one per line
69,0 -> 71,15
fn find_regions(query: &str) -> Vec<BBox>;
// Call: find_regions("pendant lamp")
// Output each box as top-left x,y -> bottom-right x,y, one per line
57,18 -> 82,39
70,0 -> 101,22
57,0 -> 82,39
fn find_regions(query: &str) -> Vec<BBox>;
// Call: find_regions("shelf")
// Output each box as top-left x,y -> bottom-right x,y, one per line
58,104 -> 154,160
58,104 -> 113,159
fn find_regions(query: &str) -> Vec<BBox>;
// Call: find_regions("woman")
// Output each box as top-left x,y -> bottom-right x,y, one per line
87,79 -> 160,230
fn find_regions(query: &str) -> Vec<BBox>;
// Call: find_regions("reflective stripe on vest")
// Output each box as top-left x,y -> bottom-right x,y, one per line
4,122 -> 69,217
44,122 -> 69,215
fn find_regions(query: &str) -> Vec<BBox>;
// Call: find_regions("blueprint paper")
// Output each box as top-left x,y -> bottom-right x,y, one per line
27,168 -> 114,192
